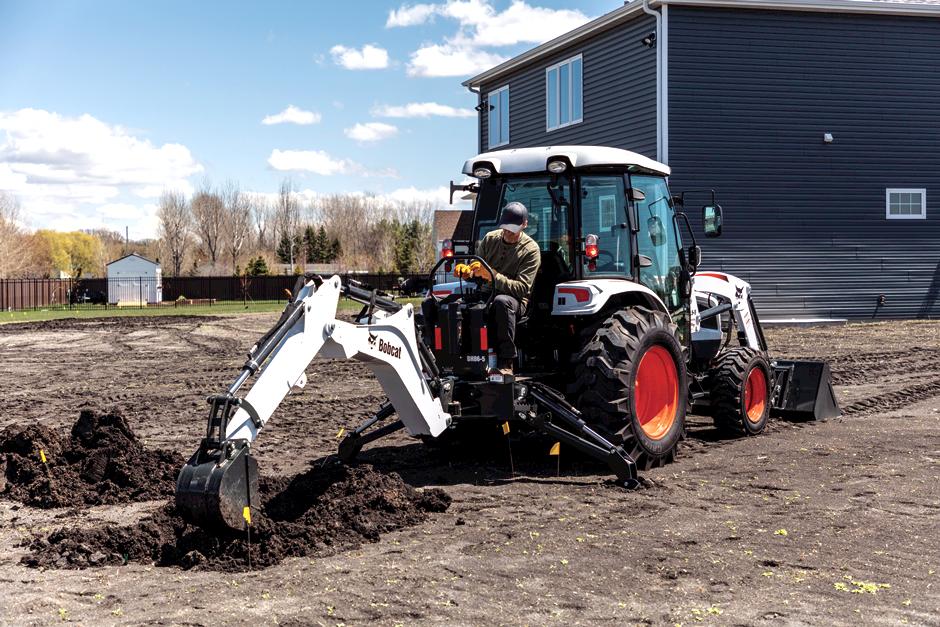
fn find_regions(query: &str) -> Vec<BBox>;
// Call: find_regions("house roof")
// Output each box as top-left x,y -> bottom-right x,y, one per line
106,252 -> 159,267
463,0 -> 940,89
463,145 -> 671,177
434,209 -> 475,241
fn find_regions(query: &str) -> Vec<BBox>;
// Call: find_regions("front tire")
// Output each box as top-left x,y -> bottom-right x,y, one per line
570,307 -> 687,470
708,347 -> 772,436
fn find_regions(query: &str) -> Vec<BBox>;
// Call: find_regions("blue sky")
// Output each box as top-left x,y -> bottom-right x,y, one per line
0,0 -> 615,238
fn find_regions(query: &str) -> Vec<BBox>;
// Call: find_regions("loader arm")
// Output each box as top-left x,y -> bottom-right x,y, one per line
176,275 -> 450,531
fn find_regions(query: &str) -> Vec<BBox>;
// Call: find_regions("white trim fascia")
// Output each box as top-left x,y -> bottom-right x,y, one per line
462,0 -> 940,89
885,188 -> 927,220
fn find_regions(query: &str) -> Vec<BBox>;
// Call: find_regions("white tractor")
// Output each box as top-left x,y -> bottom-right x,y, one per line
177,146 -> 839,532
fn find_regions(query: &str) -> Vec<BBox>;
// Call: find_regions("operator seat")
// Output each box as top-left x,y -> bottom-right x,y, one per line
524,245 -> 573,322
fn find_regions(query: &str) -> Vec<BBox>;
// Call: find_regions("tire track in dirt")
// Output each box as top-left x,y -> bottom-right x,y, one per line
842,378 -> 940,416
826,347 -> 940,385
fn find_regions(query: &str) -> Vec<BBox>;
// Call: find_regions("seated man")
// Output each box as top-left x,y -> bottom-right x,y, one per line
465,201 -> 541,375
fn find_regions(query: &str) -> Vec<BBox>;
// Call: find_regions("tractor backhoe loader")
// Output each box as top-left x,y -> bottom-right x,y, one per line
177,146 -> 840,533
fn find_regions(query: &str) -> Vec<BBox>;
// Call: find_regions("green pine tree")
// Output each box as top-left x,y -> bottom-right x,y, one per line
302,225 -> 319,263
315,226 -> 330,263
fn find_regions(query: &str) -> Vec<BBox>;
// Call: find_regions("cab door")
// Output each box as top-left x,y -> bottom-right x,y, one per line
630,175 -> 686,318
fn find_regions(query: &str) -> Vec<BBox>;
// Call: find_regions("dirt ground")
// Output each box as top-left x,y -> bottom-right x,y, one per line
0,313 -> 937,626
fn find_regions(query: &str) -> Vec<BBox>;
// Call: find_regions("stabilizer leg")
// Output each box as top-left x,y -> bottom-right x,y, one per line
337,401 -> 401,462
526,383 -> 639,487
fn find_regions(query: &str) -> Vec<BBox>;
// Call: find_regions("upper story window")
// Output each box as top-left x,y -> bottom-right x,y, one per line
886,188 -> 926,219
487,85 -> 509,148
546,54 -> 582,131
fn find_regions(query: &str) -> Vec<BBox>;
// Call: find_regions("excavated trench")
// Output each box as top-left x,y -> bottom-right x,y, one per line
0,408 -> 178,508
22,464 -> 451,571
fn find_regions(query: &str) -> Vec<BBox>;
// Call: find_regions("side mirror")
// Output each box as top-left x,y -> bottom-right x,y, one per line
703,204 -> 723,238
627,187 -> 646,202
647,216 -> 666,247
688,245 -> 702,269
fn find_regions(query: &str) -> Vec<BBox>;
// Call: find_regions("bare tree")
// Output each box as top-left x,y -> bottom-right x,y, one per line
157,190 -> 191,276
191,180 -> 226,270
221,180 -> 252,273
272,179 -> 301,267
0,191 -> 31,278
252,197 -> 272,249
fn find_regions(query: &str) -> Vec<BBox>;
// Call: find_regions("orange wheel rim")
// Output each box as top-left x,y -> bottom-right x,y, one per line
634,345 -> 679,440
744,367 -> 767,424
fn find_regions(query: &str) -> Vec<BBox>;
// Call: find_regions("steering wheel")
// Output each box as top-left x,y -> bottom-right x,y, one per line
427,254 -> 497,308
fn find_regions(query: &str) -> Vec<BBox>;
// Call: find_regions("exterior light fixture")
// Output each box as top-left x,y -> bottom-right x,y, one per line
473,166 -> 493,179
641,31 -> 656,48
547,160 -> 568,174
823,133 -> 834,143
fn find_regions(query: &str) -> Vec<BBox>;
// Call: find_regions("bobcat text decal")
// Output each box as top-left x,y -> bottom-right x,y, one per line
377,337 -> 402,359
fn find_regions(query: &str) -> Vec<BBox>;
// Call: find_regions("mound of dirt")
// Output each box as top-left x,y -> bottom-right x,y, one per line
0,409 -> 179,508
22,464 -> 450,571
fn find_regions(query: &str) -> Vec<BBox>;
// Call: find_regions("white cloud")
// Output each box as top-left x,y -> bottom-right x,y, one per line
386,3 -> 438,27
372,101 -> 475,118
407,43 -> 507,77
330,44 -> 390,70
393,1 -> 592,77
469,2 -> 589,47
344,122 -> 399,143
261,105 -> 322,126
0,108 -> 202,237
268,149 -> 359,176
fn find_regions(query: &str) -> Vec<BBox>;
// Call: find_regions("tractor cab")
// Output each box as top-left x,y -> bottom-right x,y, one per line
466,155 -> 688,321
435,147 -> 700,376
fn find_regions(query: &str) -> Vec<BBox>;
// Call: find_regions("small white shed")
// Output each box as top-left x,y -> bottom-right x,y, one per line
106,253 -> 162,304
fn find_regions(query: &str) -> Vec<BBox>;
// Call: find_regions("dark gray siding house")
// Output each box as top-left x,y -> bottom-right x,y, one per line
463,0 -> 940,320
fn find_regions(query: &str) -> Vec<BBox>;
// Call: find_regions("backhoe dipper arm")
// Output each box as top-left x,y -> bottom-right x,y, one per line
176,275 -> 450,531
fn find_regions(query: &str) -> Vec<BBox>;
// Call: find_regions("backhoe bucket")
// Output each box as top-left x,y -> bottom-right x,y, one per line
175,442 -> 259,533
771,359 -> 841,421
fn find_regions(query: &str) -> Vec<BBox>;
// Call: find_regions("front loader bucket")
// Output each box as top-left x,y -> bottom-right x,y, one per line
771,360 -> 841,421
175,442 -> 259,533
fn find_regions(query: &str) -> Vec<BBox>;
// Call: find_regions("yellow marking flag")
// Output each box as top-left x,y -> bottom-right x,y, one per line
502,421 -> 510,436
336,427 -> 346,439
243,506 -> 251,526
549,442 -> 560,456
39,449 -> 47,464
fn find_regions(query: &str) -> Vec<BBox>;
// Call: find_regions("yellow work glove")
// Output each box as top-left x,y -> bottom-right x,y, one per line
469,261 -> 493,282
453,263 -> 472,279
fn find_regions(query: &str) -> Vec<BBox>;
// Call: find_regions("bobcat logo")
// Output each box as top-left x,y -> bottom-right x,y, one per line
368,332 -> 377,347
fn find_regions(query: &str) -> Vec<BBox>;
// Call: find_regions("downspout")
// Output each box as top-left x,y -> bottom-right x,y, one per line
642,0 -> 666,164
466,84 -> 483,153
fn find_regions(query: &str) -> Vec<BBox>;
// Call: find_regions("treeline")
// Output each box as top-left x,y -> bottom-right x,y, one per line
157,179 -> 437,278
0,181 -> 439,279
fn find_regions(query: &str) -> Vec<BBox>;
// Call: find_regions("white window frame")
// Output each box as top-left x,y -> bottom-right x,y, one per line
885,188 -> 926,220
545,54 -> 583,132
487,85 -> 510,148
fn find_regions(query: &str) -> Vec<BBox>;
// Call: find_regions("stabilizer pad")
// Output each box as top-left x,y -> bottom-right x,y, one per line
176,443 -> 259,532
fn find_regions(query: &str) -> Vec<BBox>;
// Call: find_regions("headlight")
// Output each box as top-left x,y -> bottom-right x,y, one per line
473,166 -> 492,179
547,160 -> 568,174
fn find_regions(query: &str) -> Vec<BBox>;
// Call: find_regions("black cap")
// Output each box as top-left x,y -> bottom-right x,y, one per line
498,201 -> 528,233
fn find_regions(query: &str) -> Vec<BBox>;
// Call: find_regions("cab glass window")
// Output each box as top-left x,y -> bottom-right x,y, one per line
631,175 -> 683,311
579,175 -> 629,276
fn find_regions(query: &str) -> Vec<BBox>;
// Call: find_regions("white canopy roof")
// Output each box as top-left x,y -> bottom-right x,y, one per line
462,145 -> 671,177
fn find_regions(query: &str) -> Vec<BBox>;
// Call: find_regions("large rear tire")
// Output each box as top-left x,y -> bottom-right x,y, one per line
570,307 -> 687,470
708,347 -> 772,436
